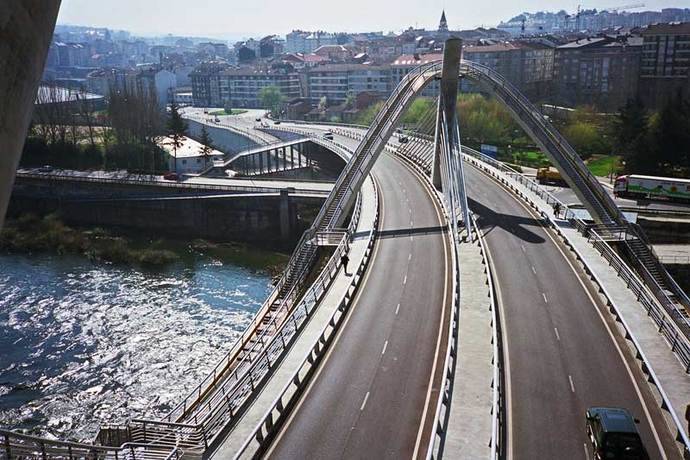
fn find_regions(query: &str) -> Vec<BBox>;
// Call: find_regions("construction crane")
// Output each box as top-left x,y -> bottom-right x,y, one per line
566,3 -> 645,31
599,3 -> 645,13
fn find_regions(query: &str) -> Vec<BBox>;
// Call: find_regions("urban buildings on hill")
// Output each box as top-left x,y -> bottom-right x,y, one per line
498,8 -> 690,36
43,10 -> 690,120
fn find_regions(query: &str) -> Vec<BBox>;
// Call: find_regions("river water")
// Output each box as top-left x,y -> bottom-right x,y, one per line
0,250 -> 272,442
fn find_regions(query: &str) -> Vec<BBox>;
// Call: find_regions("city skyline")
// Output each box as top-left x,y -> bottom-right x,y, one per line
56,0 -> 682,40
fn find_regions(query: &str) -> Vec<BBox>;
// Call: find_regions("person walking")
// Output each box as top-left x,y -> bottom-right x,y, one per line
341,252 -> 350,276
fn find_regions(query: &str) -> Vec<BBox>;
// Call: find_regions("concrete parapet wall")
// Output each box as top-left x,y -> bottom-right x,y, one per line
186,119 -> 260,156
9,181 -> 324,248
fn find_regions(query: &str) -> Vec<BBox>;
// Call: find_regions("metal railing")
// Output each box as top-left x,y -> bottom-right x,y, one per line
15,171 -> 329,197
0,428 -> 183,460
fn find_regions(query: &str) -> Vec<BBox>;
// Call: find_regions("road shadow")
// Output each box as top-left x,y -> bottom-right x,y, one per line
377,225 -> 448,240
469,197 -> 546,244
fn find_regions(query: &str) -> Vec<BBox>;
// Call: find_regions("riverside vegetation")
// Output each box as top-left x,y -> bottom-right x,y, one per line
0,213 -> 288,275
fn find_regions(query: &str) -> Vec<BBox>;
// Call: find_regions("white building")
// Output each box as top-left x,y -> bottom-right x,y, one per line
153,69 -> 177,108
158,136 -> 224,174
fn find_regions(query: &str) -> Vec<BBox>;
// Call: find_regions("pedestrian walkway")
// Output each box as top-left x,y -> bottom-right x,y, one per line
208,177 -> 379,458
466,156 -> 690,451
444,236 -> 494,458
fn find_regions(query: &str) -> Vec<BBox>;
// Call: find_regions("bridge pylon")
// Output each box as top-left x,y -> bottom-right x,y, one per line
432,38 -> 471,233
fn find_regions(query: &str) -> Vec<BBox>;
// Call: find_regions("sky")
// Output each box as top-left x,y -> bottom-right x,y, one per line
56,0 -> 688,40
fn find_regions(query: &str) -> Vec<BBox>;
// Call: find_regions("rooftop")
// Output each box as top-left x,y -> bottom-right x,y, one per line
391,53 -> 443,66
157,136 -> 225,159
640,21 -> 690,35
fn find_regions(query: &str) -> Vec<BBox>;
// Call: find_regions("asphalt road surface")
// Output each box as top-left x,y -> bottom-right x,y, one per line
465,164 -> 678,459
266,144 -> 452,459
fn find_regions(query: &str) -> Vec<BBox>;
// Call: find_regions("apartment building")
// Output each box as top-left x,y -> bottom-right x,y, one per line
306,64 -> 391,104
553,36 -> 642,110
639,22 -> 690,108
219,68 -> 301,108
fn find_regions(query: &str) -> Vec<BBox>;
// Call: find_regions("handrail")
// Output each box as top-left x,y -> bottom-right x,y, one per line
15,170 -> 329,196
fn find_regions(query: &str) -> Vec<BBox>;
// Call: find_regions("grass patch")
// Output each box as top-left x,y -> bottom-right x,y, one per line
191,239 -> 289,278
587,155 -> 622,177
209,109 -> 248,116
510,150 -> 550,168
1,214 -> 180,267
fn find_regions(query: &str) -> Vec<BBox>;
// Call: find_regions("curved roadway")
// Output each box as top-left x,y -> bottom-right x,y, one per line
266,134 -> 453,459
464,164 -> 677,459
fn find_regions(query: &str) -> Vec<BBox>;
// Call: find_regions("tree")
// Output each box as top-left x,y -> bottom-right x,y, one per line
259,86 -> 284,117
223,100 -> 233,115
198,125 -> 215,167
344,93 -> 356,109
614,98 -> 648,154
167,102 -> 188,173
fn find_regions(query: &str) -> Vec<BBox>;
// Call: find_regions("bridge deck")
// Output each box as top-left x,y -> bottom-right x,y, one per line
466,158 -> 687,458
208,176 -> 379,458
266,138 -> 453,458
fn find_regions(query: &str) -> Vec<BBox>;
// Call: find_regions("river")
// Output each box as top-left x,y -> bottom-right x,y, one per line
0,249 -> 273,442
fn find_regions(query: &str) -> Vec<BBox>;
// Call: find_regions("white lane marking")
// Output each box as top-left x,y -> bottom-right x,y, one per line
395,303 -> 400,315
521,244 -> 526,253
510,190 -> 667,457
531,266 -> 537,275
408,253 -> 412,261
381,340 -> 388,355
403,275 -> 407,285
568,375 -> 576,393
554,327 -> 561,341
360,391 -> 370,411
542,293 -> 548,304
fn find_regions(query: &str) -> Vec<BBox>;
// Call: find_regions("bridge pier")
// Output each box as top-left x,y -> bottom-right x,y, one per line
431,38 -> 462,191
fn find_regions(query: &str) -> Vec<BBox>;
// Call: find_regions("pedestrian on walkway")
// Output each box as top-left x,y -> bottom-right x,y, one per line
685,403 -> 690,435
341,252 -> 350,276
553,202 -> 561,219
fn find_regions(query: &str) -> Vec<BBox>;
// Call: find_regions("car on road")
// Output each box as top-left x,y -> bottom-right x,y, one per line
273,120 -> 281,125
38,165 -> 53,172
163,172 -> 179,181
586,407 -> 647,459
323,131 -> 334,140
398,135 -> 409,144
255,117 -> 261,122
214,117 -> 220,123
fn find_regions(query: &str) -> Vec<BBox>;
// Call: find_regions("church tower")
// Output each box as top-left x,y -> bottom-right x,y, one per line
438,10 -> 449,33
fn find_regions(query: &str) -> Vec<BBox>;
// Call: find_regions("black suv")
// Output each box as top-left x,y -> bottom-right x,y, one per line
586,407 -> 648,459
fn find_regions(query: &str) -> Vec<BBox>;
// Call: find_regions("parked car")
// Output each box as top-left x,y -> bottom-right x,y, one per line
38,165 -> 53,172
323,131 -> 334,140
586,407 -> 647,460
163,172 -> 179,181
214,117 -> 220,123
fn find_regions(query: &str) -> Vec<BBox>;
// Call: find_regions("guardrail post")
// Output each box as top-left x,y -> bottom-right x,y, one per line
4,434 -> 11,459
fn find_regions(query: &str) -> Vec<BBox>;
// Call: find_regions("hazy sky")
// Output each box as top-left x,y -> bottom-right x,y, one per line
56,0 -> 687,40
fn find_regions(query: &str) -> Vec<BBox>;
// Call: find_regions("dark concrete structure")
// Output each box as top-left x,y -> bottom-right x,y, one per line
0,1 -> 61,228
9,176 -> 324,248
